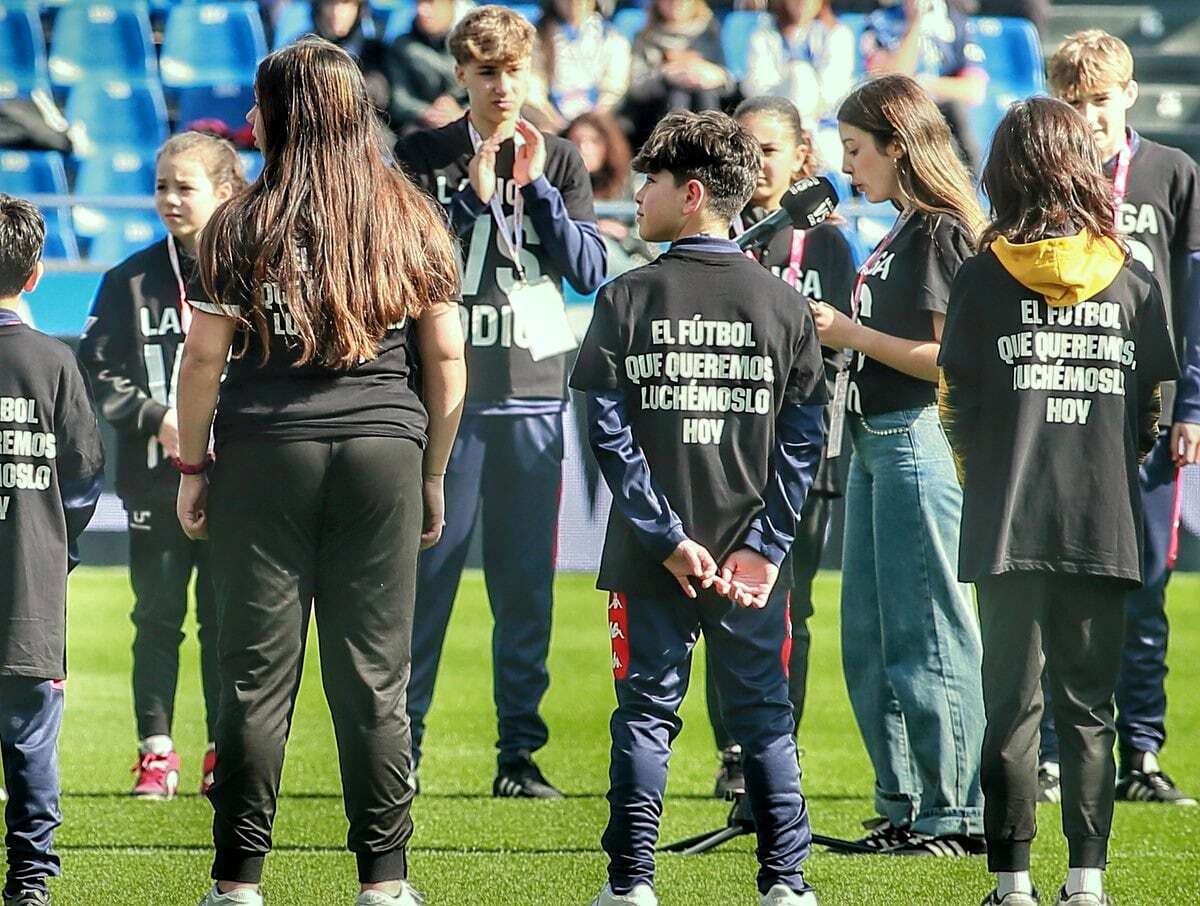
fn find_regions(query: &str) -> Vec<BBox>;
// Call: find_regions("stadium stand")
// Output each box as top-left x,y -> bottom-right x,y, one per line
0,2 -> 49,99
64,79 -> 169,156
159,2 -> 267,89
47,2 -> 157,88
0,148 -> 68,195
73,150 -> 156,197
719,9 -> 769,82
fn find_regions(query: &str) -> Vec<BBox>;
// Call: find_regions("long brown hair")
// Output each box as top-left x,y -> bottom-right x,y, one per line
837,75 -> 983,242
980,97 -> 1123,250
563,111 -> 631,200
199,38 -> 459,369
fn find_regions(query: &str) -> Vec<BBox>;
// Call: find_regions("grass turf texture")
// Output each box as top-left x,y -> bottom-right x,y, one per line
27,569 -> 1200,904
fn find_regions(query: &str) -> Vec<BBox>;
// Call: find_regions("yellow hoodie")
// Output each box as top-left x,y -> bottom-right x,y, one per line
989,230 -> 1126,307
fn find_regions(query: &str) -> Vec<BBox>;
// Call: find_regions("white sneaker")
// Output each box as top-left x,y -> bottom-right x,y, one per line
589,882 -> 658,906
760,884 -> 820,906
356,884 -> 423,906
198,885 -> 262,906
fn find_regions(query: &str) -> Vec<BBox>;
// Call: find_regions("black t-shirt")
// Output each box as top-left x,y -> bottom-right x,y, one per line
1110,136 -> 1200,423
396,116 -> 596,403
848,211 -> 973,416
188,273 -> 428,449
744,215 -> 856,495
569,243 -> 827,598
939,250 -> 1179,584
0,319 -> 104,677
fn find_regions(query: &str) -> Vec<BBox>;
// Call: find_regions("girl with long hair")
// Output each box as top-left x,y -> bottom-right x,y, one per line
940,97 -> 1177,906
78,131 -> 246,802
174,38 -> 465,906
810,73 -> 987,855
705,95 -> 858,798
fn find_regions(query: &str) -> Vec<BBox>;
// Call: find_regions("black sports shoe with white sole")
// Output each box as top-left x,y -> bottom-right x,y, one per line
850,818 -> 914,853
891,832 -> 987,857
1116,751 -> 1196,805
981,889 -> 1039,905
713,745 -> 746,799
493,754 -> 564,799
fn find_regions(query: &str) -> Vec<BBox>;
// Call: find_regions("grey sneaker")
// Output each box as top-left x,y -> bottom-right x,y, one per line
198,885 -> 263,906
1037,761 -> 1062,804
981,889 -> 1040,905
589,883 -> 657,906
3,890 -> 50,906
1053,889 -> 1112,906
760,884 -> 820,905
356,884 -> 423,906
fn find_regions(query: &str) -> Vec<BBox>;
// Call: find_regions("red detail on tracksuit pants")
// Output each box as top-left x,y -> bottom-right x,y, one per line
609,592 -> 630,680
781,592 -> 792,677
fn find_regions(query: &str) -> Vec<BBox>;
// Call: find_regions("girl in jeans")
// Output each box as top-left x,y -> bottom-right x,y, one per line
809,74 -> 986,856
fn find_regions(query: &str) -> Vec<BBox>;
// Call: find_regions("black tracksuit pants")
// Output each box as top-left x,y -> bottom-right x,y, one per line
976,572 -> 1126,871
705,492 -> 833,749
206,436 -> 423,884
127,505 -> 219,741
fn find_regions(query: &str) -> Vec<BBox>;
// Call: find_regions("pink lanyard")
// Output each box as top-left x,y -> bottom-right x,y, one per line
1111,141 -> 1132,213
851,209 -> 913,321
166,235 -> 193,334
780,229 -> 807,289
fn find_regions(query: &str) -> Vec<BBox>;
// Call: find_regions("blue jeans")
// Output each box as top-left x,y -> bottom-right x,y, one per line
0,677 -> 63,895
841,406 -> 985,836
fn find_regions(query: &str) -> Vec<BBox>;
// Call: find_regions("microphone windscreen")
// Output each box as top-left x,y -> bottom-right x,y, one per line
779,176 -> 839,229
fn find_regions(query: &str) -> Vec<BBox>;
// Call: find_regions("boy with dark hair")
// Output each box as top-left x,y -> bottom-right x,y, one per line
395,4 -> 606,798
1043,29 -> 1200,807
571,111 -> 825,906
0,194 -> 104,906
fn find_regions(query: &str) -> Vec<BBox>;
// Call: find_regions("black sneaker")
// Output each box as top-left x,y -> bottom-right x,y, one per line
1116,751 -> 1197,805
1037,761 -> 1062,804
891,832 -> 987,857
851,817 -> 915,853
3,890 -> 51,906
493,754 -> 564,800
713,745 -> 746,799
981,889 -> 1039,905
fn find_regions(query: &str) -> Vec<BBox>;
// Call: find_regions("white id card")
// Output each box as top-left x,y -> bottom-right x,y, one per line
825,370 -> 850,458
507,277 -> 578,362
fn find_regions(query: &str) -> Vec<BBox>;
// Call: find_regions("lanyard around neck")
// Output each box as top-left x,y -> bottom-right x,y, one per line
166,235 -> 194,334
468,118 -> 526,280
851,208 -> 913,321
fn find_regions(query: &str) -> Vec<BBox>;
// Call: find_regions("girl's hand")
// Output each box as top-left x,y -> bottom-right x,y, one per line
177,473 -> 209,540
421,474 -> 446,550
810,300 -> 860,349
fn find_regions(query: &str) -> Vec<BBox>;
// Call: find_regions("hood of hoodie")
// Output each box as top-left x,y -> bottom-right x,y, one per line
990,231 -> 1125,307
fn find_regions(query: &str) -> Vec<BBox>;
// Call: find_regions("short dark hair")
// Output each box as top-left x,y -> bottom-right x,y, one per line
632,111 -> 761,222
0,194 -> 44,297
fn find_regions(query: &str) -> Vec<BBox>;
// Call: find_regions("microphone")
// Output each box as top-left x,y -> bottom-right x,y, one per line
735,176 -> 839,251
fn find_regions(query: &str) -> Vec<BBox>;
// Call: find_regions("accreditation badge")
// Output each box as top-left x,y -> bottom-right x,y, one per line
507,276 -> 578,362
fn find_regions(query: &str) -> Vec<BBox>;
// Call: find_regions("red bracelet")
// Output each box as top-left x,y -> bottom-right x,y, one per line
171,455 -> 213,475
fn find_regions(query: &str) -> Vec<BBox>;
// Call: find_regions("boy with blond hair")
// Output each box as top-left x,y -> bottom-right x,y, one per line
396,4 -> 606,799
1041,30 -> 1200,813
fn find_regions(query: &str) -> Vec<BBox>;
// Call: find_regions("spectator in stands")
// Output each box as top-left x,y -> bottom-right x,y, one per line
977,0 -> 1046,34
861,0 -> 987,172
563,111 -> 657,273
79,132 -> 247,804
742,0 -> 855,167
527,0 -> 631,133
623,0 -> 735,147
386,0 -> 468,133
310,0 -> 392,119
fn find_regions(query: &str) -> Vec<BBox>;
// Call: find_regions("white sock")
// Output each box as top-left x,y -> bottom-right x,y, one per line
997,871 -> 1033,897
139,734 -> 173,756
1066,868 -> 1103,896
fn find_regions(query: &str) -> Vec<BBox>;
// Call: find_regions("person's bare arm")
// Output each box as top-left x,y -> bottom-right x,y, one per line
415,299 -> 467,548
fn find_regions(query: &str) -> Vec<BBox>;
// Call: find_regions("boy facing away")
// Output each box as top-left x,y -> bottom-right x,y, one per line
570,111 -> 827,906
0,195 -> 104,905
1040,29 -> 1200,807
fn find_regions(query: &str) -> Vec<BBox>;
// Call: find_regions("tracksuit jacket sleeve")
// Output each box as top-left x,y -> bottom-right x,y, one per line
740,400 -> 827,565
78,273 -> 167,436
521,175 -> 607,294
586,389 -> 687,561
1173,251 -> 1200,424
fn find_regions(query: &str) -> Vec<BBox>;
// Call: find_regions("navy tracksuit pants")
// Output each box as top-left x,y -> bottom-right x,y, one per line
602,585 -> 813,896
0,677 -> 63,896
1041,429 -> 1177,762
408,411 -> 563,768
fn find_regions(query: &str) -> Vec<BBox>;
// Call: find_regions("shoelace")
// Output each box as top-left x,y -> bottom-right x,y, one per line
132,752 -> 168,777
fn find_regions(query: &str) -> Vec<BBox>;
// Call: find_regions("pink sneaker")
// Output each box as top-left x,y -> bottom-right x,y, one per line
200,748 -> 217,797
130,750 -> 181,800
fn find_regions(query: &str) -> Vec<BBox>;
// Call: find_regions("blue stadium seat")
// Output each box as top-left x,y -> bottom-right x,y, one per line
175,84 -> 255,130
506,3 -> 538,24
81,208 -> 165,264
720,10 -> 768,83
74,150 -> 156,197
41,206 -> 79,262
48,3 -> 157,88
65,80 -> 169,156
382,1 -> 419,41
966,16 -> 1044,98
611,7 -> 645,44
272,0 -> 314,49
0,3 -> 49,98
160,2 -> 267,88
0,150 -> 68,196
238,149 -> 263,182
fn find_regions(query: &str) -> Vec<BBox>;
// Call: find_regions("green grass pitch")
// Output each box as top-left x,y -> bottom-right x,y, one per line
29,569 -> 1200,904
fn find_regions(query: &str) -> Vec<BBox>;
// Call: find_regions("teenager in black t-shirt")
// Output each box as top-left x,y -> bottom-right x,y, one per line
1041,29 -> 1200,808
78,132 -> 246,802
940,98 -> 1178,906
394,4 -> 606,800
174,40 -> 465,906
702,96 -> 858,799
0,197 -> 104,906
571,111 -> 826,906
810,74 -> 986,855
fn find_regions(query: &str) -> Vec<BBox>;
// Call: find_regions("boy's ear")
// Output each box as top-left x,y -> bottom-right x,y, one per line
682,178 -> 707,217
454,63 -> 467,89
1121,80 -> 1139,109
22,260 -> 43,295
